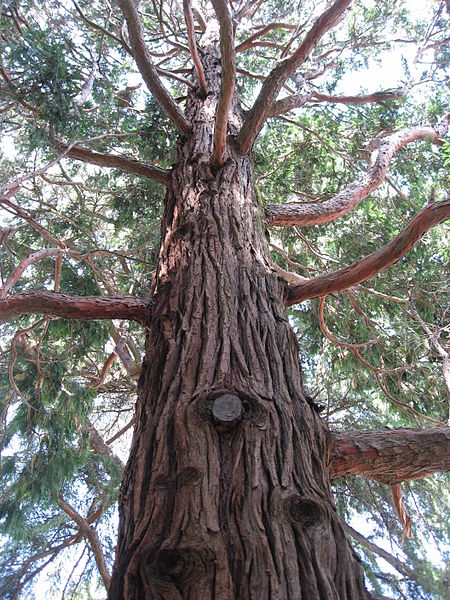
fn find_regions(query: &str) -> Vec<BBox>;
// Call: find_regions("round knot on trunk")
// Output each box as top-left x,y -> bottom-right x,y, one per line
285,495 -> 325,528
211,393 -> 243,429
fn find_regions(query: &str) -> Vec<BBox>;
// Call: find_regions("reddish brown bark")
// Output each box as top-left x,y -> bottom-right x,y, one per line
287,198 -> 450,305
54,140 -> 171,184
0,291 -> 150,324
330,427 -> 450,484
108,42 -> 372,600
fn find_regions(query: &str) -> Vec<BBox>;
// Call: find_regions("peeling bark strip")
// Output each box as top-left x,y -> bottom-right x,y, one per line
54,140 -> 171,184
117,0 -> 191,135
266,119 -> 449,227
330,427 -> 450,484
237,0 -> 352,153
0,291 -> 150,324
108,42 -> 372,600
287,198 -> 450,305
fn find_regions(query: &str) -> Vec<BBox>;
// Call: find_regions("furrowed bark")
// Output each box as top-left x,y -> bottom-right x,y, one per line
266,118 -> 449,227
269,86 -> 408,117
287,198 -> 450,305
211,0 -> 236,167
237,0 -> 352,153
0,291 -> 150,324
117,0 -> 191,134
183,0 -> 207,97
330,427 -> 450,484
109,41 -> 372,600
54,140 -> 171,184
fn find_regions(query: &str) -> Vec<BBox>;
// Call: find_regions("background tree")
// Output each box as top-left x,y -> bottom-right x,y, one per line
0,0 -> 449,598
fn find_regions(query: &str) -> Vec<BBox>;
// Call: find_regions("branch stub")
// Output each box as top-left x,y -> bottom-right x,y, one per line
211,393 -> 243,428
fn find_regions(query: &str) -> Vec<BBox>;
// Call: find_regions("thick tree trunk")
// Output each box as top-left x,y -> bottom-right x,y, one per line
109,44 -> 372,600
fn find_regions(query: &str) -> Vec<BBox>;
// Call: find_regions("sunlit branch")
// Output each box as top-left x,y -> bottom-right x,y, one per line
237,0 -> 352,153
267,117 -> 449,227
330,427 -> 450,484
211,0 -> 236,167
117,0 -> 191,134
235,22 -> 297,53
183,0 -> 207,96
54,140 -> 171,184
56,495 -> 111,590
0,292 -> 150,324
269,86 -> 408,117
0,249 -> 62,298
286,198 -> 450,304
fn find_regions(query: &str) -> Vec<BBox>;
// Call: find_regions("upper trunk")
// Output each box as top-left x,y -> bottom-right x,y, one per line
109,42 -> 372,600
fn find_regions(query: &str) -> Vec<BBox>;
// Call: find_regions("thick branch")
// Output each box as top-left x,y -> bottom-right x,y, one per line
269,86 -> 408,117
286,198 -> 450,305
54,140 -> 170,184
183,0 -> 207,96
237,0 -> 352,153
330,427 -> 450,484
117,0 -> 191,134
267,118 -> 449,227
211,0 -> 236,167
0,291 -> 150,324
57,496 -> 111,590
342,523 -> 418,582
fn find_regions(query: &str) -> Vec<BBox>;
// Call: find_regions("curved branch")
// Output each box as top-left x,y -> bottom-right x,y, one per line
183,0 -> 207,96
211,0 -> 236,167
330,427 -> 450,484
54,140 -> 171,184
0,249 -> 62,298
0,291 -> 150,324
286,198 -> 450,305
117,0 -> 191,134
269,86 -> 408,118
267,117 -> 449,227
237,0 -> 352,153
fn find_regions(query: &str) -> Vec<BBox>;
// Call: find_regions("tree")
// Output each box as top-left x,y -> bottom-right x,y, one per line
0,0 -> 449,598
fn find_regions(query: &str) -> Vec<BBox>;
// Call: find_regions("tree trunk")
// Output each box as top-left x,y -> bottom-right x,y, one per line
109,43 -> 372,600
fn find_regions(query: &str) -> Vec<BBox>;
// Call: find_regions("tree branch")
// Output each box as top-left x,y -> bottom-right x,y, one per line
54,140 -> 171,184
269,86 -> 408,118
211,0 -> 236,167
84,419 -> 125,474
286,198 -> 450,305
329,427 -> 450,484
56,496 -> 111,590
267,117 -> 449,227
0,249 -> 62,298
342,523 -> 418,582
235,22 -> 297,53
0,291 -> 150,324
117,0 -> 191,134
236,0 -> 352,153
183,0 -> 207,97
